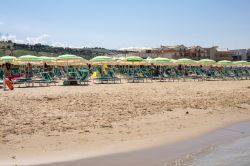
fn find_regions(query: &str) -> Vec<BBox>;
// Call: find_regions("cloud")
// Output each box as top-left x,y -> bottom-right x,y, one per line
26,34 -> 51,45
0,21 -> 4,25
51,42 -> 66,47
119,47 -> 152,51
0,33 -> 83,48
0,34 -> 19,42
0,34 -> 51,45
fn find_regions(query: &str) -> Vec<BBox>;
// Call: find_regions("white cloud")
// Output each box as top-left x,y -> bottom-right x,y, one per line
0,34 -> 18,42
119,47 -> 152,51
0,34 -> 51,45
26,34 -> 51,45
0,33 -> 84,48
51,42 -> 66,47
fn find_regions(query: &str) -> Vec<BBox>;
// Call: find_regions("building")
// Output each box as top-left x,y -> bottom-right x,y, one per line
159,45 -> 187,58
157,45 -> 208,60
248,49 -> 250,61
230,49 -> 248,61
186,46 -> 208,60
122,45 -> 233,61
205,47 -> 232,61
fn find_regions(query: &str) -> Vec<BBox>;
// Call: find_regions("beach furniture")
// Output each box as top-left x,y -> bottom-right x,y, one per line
78,70 -> 90,85
40,72 -> 58,85
93,69 -> 121,84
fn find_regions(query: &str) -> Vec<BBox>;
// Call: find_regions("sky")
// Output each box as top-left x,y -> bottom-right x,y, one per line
0,0 -> 250,49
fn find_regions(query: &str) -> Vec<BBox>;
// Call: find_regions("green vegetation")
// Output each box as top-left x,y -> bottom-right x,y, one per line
0,49 -> 5,56
0,41 -> 125,58
13,50 -> 38,57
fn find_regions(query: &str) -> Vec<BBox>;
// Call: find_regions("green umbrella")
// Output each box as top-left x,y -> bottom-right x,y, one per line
232,61 -> 248,65
17,55 -> 41,61
16,55 -> 42,66
217,60 -> 232,65
169,59 -> 177,63
0,56 -> 16,62
57,54 -> 83,61
146,57 -> 152,61
198,59 -> 216,64
90,56 -> 115,65
150,57 -> 171,63
90,56 -> 114,62
125,56 -> 143,62
176,58 -> 196,63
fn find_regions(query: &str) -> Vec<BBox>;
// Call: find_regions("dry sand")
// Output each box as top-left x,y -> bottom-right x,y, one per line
1,80 -> 250,165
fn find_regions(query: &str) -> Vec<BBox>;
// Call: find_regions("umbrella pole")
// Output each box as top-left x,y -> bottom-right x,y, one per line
3,74 -> 6,91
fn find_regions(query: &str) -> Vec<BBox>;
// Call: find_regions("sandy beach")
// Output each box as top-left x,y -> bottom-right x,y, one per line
1,80 -> 250,165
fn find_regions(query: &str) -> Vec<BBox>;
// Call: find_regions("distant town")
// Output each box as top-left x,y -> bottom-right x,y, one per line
0,40 -> 249,61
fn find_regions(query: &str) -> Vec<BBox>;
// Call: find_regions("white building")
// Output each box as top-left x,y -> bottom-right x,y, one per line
230,49 -> 248,61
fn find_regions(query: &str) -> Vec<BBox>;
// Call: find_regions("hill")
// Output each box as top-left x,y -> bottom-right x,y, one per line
0,41 -> 125,59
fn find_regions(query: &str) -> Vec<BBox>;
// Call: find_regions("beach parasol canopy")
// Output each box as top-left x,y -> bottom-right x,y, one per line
90,56 -> 114,62
150,57 -> 171,63
16,55 -> 42,65
176,58 -> 196,63
17,55 -> 41,61
55,54 -> 87,66
90,56 -> 115,65
232,61 -> 248,65
125,56 -> 143,62
169,59 -> 177,63
198,59 -> 216,64
40,56 -> 56,61
57,54 -> 83,61
217,60 -> 232,65
0,56 -> 17,62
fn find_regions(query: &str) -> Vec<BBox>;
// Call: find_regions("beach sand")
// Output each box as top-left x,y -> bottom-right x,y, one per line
1,80 -> 250,165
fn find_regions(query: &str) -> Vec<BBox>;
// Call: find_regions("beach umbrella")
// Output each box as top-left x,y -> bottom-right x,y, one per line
198,59 -> 216,64
123,56 -> 145,65
56,54 -> 87,65
90,56 -> 114,61
16,55 -> 42,65
40,56 -> 56,61
150,57 -> 171,63
17,55 -> 41,61
176,58 -> 196,64
232,61 -> 248,65
125,56 -> 143,62
176,58 -> 196,63
56,54 -> 87,75
217,60 -> 232,65
146,57 -> 152,61
57,54 -> 83,61
16,55 -> 41,77
90,56 -> 115,65
118,57 -> 126,61
169,59 -> 177,63
0,56 -> 17,62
